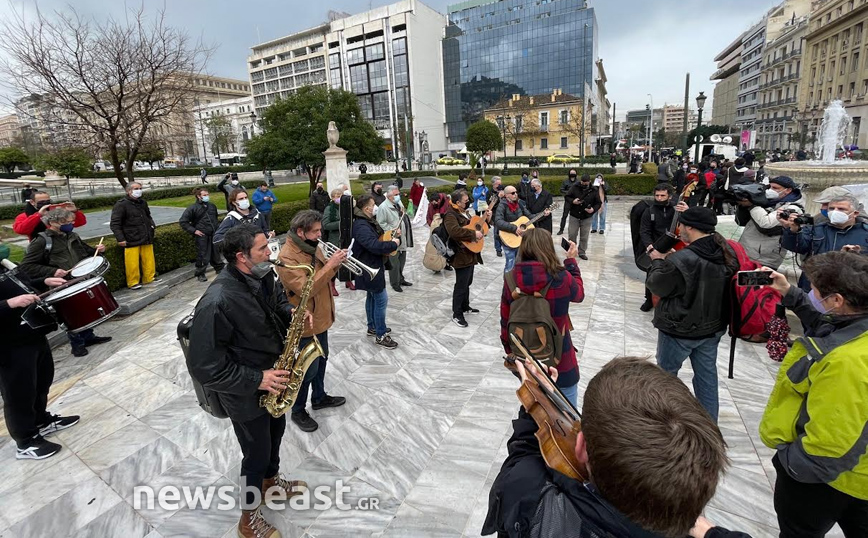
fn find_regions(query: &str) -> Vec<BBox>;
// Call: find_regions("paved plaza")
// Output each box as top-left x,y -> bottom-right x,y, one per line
0,200 -> 838,538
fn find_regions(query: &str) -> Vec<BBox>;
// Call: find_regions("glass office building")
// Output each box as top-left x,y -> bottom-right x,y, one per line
444,0 -> 599,146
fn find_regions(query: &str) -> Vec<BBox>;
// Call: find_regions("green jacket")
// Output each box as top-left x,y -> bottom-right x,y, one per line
760,316 -> 868,500
20,230 -> 95,280
322,201 -> 340,246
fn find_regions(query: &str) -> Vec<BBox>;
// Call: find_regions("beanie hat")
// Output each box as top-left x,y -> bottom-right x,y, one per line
769,176 -> 796,189
679,207 -> 717,233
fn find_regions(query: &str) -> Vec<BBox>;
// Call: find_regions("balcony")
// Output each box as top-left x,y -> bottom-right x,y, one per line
763,48 -> 803,68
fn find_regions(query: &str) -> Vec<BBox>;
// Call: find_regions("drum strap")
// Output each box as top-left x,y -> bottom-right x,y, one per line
38,232 -> 53,265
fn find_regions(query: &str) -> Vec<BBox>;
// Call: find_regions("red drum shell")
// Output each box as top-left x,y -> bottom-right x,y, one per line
44,277 -> 119,333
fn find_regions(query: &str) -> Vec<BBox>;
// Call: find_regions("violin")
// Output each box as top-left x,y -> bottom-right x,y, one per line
507,333 -> 587,481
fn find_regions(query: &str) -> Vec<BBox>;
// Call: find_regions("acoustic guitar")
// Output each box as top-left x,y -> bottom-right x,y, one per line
498,203 -> 559,249
379,228 -> 401,257
461,215 -> 490,254
635,182 -> 696,271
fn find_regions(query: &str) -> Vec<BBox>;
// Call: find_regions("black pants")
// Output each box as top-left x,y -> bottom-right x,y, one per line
291,332 -> 328,414
389,251 -> 407,289
232,412 -> 286,508
452,265 -> 474,316
558,206 -> 569,232
773,454 -> 868,537
0,339 -> 54,447
195,234 -> 224,276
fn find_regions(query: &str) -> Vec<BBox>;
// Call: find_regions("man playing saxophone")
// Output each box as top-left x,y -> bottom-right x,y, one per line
277,210 -> 348,433
187,224 -> 307,538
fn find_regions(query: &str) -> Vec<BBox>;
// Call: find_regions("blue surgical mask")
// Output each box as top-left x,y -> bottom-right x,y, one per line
820,208 -> 829,218
60,223 -> 75,233
201,196 -> 210,203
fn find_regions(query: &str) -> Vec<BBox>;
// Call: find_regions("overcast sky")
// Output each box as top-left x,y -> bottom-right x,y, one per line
2,0 -> 776,120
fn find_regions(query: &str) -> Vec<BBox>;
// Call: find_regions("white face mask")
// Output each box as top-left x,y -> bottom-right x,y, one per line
765,189 -> 780,200
829,209 -> 851,226
231,180 -> 239,185
131,189 -> 143,198
343,190 -> 351,196
477,181 -> 483,186
237,199 -> 250,210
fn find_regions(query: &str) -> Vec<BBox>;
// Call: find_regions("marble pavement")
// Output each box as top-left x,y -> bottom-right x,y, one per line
0,200 -> 836,538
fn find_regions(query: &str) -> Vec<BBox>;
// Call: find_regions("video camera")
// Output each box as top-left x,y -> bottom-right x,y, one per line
779,208 -> 814,226
728,183 -> 769,206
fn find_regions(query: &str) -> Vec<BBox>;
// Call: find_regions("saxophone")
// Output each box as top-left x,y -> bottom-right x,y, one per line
260,260 -> 325,418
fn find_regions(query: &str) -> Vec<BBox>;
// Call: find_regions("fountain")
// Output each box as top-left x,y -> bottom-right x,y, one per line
766,99 -> 867,212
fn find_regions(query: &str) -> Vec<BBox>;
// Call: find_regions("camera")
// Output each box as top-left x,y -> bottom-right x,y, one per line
779,209 -> 814,226
728,184 -> 768,206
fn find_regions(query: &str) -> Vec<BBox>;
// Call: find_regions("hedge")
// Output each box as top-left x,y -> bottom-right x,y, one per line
496,155 -> 625,164
77,165 -> 261,179
0,171 -> 45,179
360,166 -> 615,182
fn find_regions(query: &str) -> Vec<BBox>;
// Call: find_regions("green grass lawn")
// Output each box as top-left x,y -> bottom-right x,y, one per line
8,243 -> 25,263
149,182 -> 316,210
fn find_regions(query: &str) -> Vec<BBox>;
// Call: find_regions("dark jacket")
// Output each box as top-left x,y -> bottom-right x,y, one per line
179,200 -> 220,236
673,168 -> 686,195
483,407 -> 752,538
351,208 -> 397,291
683,173 -> 708,207
657,162 -> 673,182
322,201 -> 340,246
564,183 -> 602,220
559,176 -> 578,196
213,208 -> 269,244
517,179 -> 534,204
110,196 -> 155,246
1,266 -> 56,343
495,200 -> 533,234
444,205 -> 482,269
372,190 -> 386,207
525,189 -> 554,232
782,221 -> 868,290
639,202 -> 675,249
20,230 -> 95,280
309,188 -> 330,213
646,235 -> 737,339
186,265 -> 293,422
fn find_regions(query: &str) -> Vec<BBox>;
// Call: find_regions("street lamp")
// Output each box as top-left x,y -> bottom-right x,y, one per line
249,111 -> 257,136
499,114 -> 511,163
646,93 -> 654,162
195,99 -> 208,164
693,91 -> 707,164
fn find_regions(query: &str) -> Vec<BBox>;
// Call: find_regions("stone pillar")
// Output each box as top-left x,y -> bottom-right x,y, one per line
323,121 -> 349,195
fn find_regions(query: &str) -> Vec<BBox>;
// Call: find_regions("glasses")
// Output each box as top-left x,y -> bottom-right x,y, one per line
506,191 -> 517,195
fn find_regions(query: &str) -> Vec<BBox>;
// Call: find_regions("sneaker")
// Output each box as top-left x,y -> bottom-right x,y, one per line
197,274 -> 208,282
376,335 -> 398,349
578,254 -> 589,261
444,265 -> 453,271
290,411 -> 319,432
400,280 -> 413,287
312,395 -> 347,410
366,327 -> 392,337
639,300 -> 654,312
590,230 -> 598,234
39,414 -> 80,436
130,284 -> 142,290
71,346 -> 88,357
146,278 -> 162,285
16,436 -> 61,460
452,315 -> 469,328
238,507 -> 279,538
496,252 -> 503,257
599,230 -> 605,235
84,336 -> 112,346
464,307 -> 480,314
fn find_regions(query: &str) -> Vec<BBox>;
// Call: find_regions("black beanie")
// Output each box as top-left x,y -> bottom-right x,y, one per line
679,206 -> 717,233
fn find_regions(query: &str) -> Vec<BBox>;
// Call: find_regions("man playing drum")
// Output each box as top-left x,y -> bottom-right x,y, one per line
20,208 -> 112,357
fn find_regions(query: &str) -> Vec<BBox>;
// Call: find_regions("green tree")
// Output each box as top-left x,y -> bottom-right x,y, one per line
205,115 -> 234,158
137,143 -> 166,167
247,86 -> 383,192
465,120 -> 502,176
38,147 -> 93,179
0,147 -> 30,173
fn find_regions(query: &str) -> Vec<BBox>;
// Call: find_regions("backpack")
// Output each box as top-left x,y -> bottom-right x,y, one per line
726,240 -> 783,341
505,271 -> 563,368
629,199 -> 652,267
177,311 -> 229,419
422,237 -> 448,272
431,218 -> 457,263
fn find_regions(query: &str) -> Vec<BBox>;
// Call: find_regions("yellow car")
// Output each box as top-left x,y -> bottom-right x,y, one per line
437,156 -> 464,165
547,154 -> 577,164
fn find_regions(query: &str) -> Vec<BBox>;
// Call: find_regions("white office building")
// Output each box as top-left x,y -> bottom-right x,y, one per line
247,0 -> 448,161
193,96 -> 257,165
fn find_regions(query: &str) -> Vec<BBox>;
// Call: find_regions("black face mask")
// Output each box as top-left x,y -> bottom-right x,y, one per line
36,200 -> 51,209
317,187 -> 324,193
581,182 -> 590,187
569,175 -> 577,180
655,199 -> 670,206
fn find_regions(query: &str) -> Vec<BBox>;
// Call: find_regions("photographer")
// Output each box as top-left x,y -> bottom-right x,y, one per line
779,194 -> 868,291
759,251 -> 868,537
735,176 -> 804,269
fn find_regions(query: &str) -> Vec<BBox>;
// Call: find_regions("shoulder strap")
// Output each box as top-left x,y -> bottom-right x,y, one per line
505,270 -> 520,300
539,279 -> 554,298
38,232 -> 52,264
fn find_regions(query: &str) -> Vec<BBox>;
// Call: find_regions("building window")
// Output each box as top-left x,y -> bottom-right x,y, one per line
393,55 -> 409,87
540,138 -> 548,149
347,48 -> 365,66
392,37 -> 407,56
372,92 -> 390,120
368,60 -> 388,92
329,54 -> 340,69
540,112 -> 549,129
515,139 -> 523,151
560,137 -> 568,149
309,56 -> 325,70
515,115 -> 523,132
330,68 -> 342,89
264,68 -> 278,80
365,43 -> 385,61
559,110 -> 568,124
358,95 -> 373,120
349,65 -> 368,94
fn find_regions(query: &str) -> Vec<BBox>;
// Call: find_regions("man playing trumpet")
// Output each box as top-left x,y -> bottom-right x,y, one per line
277,210 -> 348,433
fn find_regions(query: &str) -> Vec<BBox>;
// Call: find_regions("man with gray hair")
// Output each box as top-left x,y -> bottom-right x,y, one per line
525,177 -> 554,233
780,193 -> 868,291
20,208 -> 111,357
377,185 -> 413,292
110,182 -> 157,290
489,176 -> 506,256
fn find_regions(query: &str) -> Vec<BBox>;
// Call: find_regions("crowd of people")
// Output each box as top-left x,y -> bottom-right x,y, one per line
2,159 -> 866,538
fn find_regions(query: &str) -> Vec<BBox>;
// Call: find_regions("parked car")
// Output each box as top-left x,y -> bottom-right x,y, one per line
547,153 -> 578,164
437,156 -> 462,165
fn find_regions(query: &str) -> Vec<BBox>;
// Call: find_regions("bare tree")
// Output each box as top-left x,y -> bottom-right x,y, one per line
0,5 -> 211,187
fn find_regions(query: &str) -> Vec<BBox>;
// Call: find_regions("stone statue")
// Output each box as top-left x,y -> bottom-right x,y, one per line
327,121 -> 340,149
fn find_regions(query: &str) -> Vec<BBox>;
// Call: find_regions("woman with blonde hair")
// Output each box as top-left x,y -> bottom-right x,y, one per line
500,228 -> 585,405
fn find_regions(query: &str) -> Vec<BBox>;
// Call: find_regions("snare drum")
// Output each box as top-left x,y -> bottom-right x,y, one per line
70,256 -> 110,278
44,277 -> 119,333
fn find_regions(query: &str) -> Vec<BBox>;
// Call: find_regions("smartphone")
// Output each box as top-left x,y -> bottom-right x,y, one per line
561,237 -> 571,251
737,271 -> 773,287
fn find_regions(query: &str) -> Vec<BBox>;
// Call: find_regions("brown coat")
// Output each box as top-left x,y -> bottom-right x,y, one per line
443,206 -> 482,269
277,238 -> 338,337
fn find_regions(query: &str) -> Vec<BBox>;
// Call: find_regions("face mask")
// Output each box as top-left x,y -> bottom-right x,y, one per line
820,208 -> 829,217
131,189 -> 143,198
333,197 -> 341,204
569,174 -> 577,180
765,189 -> 780,200
231,180 -> 239,185
343,190 -> 351,196
683,165 -> 688,170
809,289 -> 834,314
0,244 -> 9,261
248,260 -> 273,279
689,169 -> 697,175
237,199 -> 250,210
36,200 -> 51,209
317,187 -> 324,192
829,209 -> 851,226
477,181 -> 483,186
655,199 -> 669,206
60,223 -> 75,233
201,195 -> 210,203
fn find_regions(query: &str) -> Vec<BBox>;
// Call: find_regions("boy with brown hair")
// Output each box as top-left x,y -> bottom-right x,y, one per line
483,357 -> 751,538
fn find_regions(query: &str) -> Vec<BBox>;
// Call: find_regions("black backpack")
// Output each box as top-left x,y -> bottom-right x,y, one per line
177,311 -> 229,419
505,271 -> 563,368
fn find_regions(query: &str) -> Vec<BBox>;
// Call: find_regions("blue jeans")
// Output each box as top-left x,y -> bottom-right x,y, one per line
493,226 -> 503,255
592,202 -> 607,231
503,245 -> 518,273
656,330 -> 724,422
67,328 -> 95,349
290,332 -> 328,414
365,289 -> 389,337
559,383 -> 578,408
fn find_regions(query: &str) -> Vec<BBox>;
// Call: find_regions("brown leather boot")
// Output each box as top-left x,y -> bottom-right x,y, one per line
262,475 -> 308,500
237,507 -> 279,538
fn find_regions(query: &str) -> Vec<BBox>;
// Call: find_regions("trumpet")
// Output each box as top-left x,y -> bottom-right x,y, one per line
317,239 -> 380,279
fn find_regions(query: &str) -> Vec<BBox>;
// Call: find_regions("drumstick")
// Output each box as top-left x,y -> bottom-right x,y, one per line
93,237 -> 103,258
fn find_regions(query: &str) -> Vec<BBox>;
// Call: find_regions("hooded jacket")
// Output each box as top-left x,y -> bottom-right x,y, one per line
500,260 -> 584,388
20,230 -> 96,280
646,235 -> 737,339
213,207 -> 269,244
735,189 -> 805,269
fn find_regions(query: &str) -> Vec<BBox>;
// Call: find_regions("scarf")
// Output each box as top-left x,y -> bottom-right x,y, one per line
353,206 -> 384,236
507,200 -> 519,212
